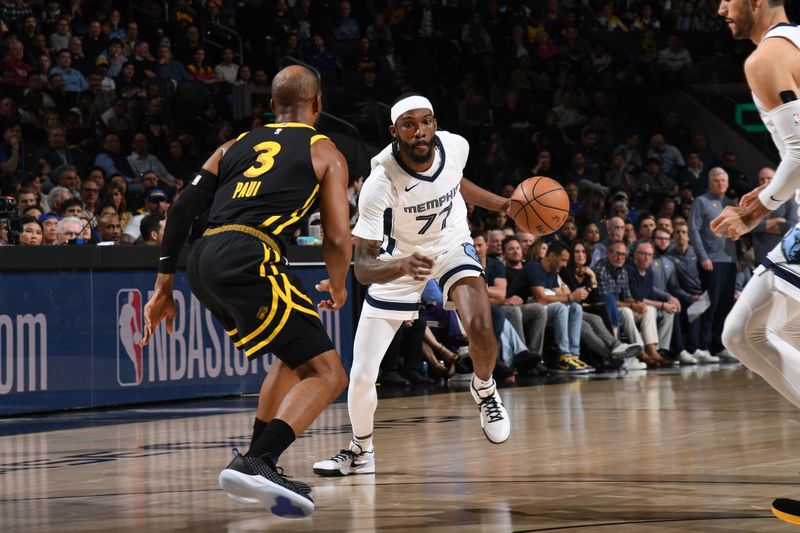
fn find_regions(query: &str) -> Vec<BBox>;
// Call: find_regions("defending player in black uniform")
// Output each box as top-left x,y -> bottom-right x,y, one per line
139,66 -> 351,518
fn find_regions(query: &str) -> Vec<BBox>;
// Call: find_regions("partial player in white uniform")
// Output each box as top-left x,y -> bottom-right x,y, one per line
313,95 -> 513,476
712,0 -> 800,524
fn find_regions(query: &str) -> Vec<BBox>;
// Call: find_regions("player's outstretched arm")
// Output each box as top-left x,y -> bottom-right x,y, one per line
314,139 -> 352,310
460,177 -> 511,213
353,237 -> 433,285
140,140 -> 232,346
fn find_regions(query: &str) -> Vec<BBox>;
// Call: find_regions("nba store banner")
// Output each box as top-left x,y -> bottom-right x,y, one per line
0,268 -> 353,416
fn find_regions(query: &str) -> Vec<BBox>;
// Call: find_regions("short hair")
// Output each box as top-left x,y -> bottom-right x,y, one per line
54,164 -> 78,182
709,167 -> 728,179
546,240 -> 566,256
653,227 -> 671,240
638,213 -> 656,226
140,214 -> 165,241
608,239 -> 627,252
46,186 -> 71,207
57,216 -> 82,233
471,229 -> 486,240
501,235 -> 520,251
611,200 -> 629,215
58,197 -> 82,214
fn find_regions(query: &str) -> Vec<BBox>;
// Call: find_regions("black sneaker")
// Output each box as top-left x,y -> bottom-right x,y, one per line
773,498 -> 800,525
218,449 -> 314,518
379,370 -> 411,387
402,369 -> 434,385
513,351 -> 542,373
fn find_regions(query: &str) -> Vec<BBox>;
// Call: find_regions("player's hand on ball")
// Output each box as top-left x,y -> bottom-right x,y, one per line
140,288 -> 176,347
316,279 -> 347,310
402,253 -> 434,281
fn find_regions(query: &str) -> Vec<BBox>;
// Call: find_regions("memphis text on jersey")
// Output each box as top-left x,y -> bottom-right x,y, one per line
402,183 -> 460,214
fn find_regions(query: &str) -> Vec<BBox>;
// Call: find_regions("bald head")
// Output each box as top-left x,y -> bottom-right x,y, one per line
270,66 -> 320,109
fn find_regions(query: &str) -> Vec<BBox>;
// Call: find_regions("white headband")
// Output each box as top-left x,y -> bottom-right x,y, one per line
390,95 -> 434,124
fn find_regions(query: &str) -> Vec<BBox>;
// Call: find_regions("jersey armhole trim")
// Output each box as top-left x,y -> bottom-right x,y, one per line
310,134 -> 330,145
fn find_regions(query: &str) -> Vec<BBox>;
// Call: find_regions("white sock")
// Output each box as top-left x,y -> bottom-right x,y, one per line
351,435 -> 373,453
472,374 -> 495,397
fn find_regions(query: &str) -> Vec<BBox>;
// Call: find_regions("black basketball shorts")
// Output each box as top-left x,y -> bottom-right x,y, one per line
187,230 -> 334,369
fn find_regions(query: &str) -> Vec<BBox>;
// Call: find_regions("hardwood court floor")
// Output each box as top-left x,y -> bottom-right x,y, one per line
3,365 -> 800,532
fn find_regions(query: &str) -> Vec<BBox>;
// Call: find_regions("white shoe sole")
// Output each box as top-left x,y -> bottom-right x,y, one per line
219,469 -> 314,518
227,493 -> 259,504
311,463 -> 375,477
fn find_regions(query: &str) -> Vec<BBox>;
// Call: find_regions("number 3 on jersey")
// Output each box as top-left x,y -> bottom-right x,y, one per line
233,141 -> 282,199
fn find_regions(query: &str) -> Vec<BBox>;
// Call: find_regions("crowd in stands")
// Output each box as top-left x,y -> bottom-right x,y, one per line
0,1 -> 786,380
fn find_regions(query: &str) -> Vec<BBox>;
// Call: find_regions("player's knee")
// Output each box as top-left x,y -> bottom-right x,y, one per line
349,368 -> 376,389
464,313 -> 494,344
721,304 -> 760,363
720,318 -> 741,353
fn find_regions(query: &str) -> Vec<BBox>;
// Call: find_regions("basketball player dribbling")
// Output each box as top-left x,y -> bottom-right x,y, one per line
711,0 -> 800,524
139,66 -> 351,517
313,95 -> 513,476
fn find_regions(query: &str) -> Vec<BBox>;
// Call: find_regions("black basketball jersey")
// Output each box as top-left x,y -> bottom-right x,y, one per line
208,122 -> 327,241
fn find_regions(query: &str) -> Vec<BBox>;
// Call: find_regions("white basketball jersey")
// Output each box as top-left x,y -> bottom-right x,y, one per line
353,130 -> 471,258
759,24 -> 800,274
753,24 -> 800,160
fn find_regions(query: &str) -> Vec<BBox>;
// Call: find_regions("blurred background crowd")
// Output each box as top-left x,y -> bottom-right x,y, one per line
0,0 -> 791,380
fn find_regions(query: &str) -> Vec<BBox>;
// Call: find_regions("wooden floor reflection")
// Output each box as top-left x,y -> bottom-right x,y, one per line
4,365 -> 800,531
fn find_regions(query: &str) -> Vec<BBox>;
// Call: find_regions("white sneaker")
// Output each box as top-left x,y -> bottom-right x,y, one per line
679,350 -> 698,365
622,357 -> 647,370
312,441 -> 375,477
694,349 -> 720,364
470,378 -> 510,444
611,342 -> 643,358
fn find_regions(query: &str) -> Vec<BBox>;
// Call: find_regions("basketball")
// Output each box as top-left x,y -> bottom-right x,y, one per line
508,177 -> 570,236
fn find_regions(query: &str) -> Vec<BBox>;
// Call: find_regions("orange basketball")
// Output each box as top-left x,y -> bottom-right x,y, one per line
509,177 -> 570,236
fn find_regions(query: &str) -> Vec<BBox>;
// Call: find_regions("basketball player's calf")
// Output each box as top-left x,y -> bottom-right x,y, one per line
450,277 -> 511,444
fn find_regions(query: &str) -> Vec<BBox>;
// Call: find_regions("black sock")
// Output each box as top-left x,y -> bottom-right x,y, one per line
245,418 -> 296,460
248,417 -> 268,452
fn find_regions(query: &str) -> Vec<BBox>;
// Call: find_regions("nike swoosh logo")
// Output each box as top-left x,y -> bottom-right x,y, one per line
405,183 -> 419,192
159,256 -> 170,261
771,195 -> 781,202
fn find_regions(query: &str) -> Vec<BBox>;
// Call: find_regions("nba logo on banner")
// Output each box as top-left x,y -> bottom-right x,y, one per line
117,289 -> 144,386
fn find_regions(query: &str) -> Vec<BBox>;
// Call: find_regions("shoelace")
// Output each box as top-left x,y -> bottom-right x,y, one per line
234,448 -> 313,495
329,449 -> 358,463
478,395 -> 504,423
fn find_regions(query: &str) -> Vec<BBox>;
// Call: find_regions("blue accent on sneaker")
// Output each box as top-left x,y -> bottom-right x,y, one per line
271,495 -> 306,518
